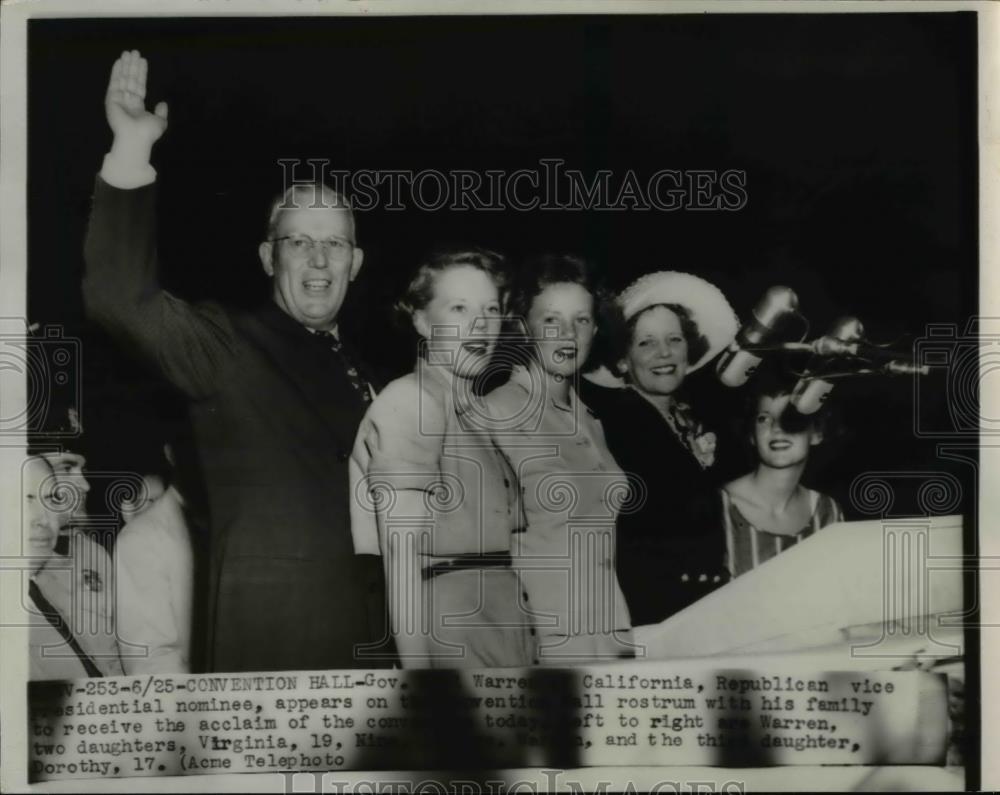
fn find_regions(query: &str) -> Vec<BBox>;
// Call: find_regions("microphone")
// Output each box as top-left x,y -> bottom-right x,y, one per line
787,336 -> 923,364
717,286 -> 800,387
881,360 -> 930,377
810,336 -> 860,356
790,316 -> 865,414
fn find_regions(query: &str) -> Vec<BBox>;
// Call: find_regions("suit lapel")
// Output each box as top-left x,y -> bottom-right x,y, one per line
623,388 -> 702,470
237,303 -> 367,454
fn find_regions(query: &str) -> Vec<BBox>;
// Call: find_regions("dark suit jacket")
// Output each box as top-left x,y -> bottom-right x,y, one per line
581,381 -> 740,626
84,178 -> 393,672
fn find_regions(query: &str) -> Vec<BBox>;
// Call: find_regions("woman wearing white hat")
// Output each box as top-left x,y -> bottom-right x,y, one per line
582,271 -> 741,627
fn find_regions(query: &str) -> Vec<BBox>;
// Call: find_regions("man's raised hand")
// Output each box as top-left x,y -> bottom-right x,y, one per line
105,51 -> 168,160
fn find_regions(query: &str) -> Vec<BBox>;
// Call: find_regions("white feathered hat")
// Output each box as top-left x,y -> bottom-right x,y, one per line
586,271 -> 739,388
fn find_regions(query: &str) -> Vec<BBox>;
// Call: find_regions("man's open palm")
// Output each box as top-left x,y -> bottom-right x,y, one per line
105,50 -> 168,148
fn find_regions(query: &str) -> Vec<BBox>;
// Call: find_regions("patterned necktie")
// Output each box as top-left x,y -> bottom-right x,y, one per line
314,330 -> 373,404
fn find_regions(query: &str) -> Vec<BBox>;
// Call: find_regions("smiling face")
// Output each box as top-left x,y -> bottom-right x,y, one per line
24,457 -> 60,572
753,393 -> 822,469
621,305 -> 689,398
526,282 -> 596,380
258,202 -> 364,331
413,265 -> 502,379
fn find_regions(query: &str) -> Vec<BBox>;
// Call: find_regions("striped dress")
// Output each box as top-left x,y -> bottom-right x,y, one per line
722,488 -> 844,578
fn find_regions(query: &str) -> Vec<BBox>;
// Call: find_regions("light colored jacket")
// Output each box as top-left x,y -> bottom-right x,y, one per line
350,358 -> 520,558
115,487 -> 193,674
483,365 -> 633,648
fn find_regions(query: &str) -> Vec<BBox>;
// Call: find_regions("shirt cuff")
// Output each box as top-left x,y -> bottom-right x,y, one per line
100,152 -> 157,189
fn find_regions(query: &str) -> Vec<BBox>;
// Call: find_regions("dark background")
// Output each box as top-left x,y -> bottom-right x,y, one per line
27,13 -> 978,516
26,12 -> 980,781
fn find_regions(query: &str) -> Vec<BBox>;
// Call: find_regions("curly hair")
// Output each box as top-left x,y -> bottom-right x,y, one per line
602,302 -> 711,378
502,253 -> 611,369
395,247 -> 508,320
742,368 -> 830,439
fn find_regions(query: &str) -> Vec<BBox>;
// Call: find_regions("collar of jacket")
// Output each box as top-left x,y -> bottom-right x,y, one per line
256,300 -> 322,341
508,363 -> 596,417
416,356 -> 477,417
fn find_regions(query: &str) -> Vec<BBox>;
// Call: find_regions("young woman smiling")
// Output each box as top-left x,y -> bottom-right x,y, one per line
482,254 -> 634,665
350,248 -> 534,669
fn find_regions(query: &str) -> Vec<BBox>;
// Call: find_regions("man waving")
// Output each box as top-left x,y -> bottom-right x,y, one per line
84,51 -> 392,672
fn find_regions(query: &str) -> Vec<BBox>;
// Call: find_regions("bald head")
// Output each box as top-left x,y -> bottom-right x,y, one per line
265,184 -> 356,243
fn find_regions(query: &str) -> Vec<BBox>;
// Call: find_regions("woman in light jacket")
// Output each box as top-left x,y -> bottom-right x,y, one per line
483,254 -> 633,665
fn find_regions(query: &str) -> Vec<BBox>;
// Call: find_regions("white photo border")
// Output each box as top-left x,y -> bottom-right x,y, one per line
1,1 -> 996,792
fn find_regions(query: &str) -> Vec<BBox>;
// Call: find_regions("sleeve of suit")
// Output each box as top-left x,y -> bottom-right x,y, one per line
359,378 -> 444,494
115,523 -> 189,674
82,173 -> 236,400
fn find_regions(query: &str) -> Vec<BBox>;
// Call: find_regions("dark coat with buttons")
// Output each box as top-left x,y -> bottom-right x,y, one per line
581,381 -> 739,627
84,178 -> 393,672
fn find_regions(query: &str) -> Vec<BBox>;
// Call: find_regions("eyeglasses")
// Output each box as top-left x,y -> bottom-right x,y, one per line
270,234 -> 354,260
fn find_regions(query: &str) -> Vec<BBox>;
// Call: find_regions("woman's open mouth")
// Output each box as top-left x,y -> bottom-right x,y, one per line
768,439 -> 792,451
650,364 -> 677,375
